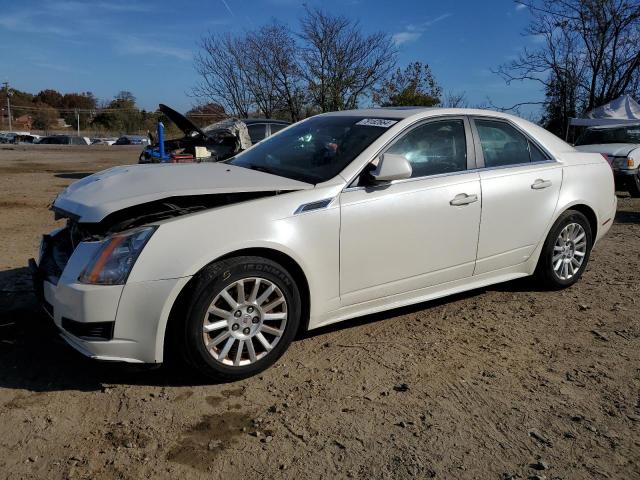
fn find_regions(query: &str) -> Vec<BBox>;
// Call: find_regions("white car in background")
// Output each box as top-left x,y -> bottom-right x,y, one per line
31,108 -> 616,380
574,123 -> 640,196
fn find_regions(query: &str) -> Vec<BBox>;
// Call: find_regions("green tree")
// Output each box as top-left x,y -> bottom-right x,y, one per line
31,103 -> 59,131
61,92 -> 97,129
34,89 -> 63,108
91,91 -> 142,133
374,62 -> 442,107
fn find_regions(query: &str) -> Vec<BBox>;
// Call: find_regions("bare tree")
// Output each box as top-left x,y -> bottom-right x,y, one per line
495,0 -> 640,133
441,90 -> 470,108
194,34 -> 254,117
245,23 -> 306,121
300,7 -> 396,112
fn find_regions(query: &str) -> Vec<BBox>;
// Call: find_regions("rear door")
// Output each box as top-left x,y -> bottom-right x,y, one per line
471,117 -> 562,274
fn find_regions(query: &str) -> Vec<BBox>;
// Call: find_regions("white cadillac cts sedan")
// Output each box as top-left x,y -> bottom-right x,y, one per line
31,108 -> 616,380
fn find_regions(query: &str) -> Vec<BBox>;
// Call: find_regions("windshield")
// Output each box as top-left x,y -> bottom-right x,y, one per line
576,125 -> 640,145
227,115 -> 396,183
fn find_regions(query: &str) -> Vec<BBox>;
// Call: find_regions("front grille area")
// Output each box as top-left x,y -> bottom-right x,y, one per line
61,317 -> 114,341
39,228 -> 75,284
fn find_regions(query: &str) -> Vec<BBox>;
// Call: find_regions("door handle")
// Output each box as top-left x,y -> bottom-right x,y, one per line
531,179 -> 552,190
450,193 -> 478,206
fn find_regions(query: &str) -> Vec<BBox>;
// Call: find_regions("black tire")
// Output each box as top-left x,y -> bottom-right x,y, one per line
535,209 -> 593,289
179,256 -> 301,381
627,172 -> 640,198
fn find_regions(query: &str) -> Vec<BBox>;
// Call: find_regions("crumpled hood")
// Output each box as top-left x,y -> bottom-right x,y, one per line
574,143 -> 640,157
53,163 -> 313,223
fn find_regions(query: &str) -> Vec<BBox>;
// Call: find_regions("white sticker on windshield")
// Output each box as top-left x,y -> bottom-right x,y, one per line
356,118 -> 398,128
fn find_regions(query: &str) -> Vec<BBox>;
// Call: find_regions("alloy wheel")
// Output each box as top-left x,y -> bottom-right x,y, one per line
552,222 -> 587,281
202,277 -> 288,366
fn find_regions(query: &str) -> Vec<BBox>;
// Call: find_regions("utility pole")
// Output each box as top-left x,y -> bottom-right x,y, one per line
2,82 -> 11,131
75,109 -> 80,137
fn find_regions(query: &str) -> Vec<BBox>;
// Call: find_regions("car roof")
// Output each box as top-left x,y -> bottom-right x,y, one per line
319,107 -> 575,156
318,107 -> 537,120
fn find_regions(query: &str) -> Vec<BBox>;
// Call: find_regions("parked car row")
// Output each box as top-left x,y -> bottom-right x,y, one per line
0,132 -> 149,146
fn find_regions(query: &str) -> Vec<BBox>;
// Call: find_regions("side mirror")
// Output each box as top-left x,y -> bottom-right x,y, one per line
369,153 -> 412,182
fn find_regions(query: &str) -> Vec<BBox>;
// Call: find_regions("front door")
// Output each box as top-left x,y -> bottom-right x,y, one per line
339,118 -> 482,306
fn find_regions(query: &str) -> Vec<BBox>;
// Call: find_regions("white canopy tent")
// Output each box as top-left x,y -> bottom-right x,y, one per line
569,94 -> 640,127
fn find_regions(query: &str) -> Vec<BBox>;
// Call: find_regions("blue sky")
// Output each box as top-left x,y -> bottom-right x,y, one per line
0,0 -> 543,116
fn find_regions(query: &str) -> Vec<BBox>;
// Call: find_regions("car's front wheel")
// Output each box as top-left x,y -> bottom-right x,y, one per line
536,209 -> 593,289
180,256 -> 301,381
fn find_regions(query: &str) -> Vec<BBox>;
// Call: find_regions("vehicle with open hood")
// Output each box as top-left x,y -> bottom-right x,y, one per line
31,108 -> 616,381
138,104 -> 290,163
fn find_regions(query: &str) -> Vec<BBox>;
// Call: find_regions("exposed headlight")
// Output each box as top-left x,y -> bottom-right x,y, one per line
78,226 -> 156,285
613,157 -> 629,169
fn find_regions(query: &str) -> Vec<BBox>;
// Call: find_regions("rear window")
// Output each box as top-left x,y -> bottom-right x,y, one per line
475,120 -> 530,167
247,124 -> 267,144
270,124 -> 287,134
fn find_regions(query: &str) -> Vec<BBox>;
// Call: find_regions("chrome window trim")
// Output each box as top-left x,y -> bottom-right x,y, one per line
343,160 -> 558,193
343,115 -> 477,191
343,168 -> 481,192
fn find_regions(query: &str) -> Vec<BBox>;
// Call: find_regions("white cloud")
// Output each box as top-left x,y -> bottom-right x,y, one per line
49,1 -> 151,13
392,32 -> 421,46
115,35 -> 193,61
515,3 -> 527,10
392,13 -> 452,47
220,0 -> 234,16
0,11 -> 74,36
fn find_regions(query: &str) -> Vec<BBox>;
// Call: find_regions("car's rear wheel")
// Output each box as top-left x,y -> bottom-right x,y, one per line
180,256 -> 301,381
536,210 -> 592,289
627,172 -> 640,198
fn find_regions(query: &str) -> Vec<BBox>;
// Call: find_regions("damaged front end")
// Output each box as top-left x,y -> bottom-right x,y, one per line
32,191 -> 278,289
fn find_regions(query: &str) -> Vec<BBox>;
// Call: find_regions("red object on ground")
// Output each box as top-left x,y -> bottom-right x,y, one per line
171,154 -> 195,163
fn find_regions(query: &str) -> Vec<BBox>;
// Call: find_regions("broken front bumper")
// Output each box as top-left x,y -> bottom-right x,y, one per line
29,234 -> 190,364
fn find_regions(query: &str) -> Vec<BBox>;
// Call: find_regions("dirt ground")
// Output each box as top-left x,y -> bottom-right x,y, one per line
0,144 -> 638,480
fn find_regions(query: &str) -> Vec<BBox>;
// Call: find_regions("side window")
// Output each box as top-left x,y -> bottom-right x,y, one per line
528,141 -> 548,162
269,123 -> 287,134
475,119 -> 531,167
385,119 -> 467,178
247,124 -> 266,144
